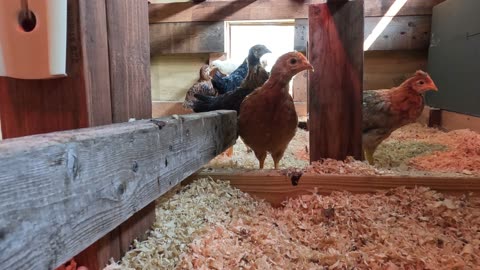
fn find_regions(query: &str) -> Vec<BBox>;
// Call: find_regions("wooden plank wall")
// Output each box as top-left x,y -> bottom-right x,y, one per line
0,1 -> 154,269
148,0 -> 444,118
150,22 -> 224,55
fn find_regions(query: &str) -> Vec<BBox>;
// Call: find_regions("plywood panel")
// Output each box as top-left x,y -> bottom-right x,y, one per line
149,0 -> 446,23
151,54 -> 210,101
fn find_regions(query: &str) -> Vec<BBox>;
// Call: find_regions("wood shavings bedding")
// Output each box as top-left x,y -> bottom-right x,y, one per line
109,179 -> 480,270
178,181 -> 480,269
208,124 -> 480,177
104,179 -> 263,270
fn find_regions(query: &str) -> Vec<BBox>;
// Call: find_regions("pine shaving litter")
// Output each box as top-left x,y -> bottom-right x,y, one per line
207,124 -> 480,176
108,179 -> 480,270
304,157 -> 392,176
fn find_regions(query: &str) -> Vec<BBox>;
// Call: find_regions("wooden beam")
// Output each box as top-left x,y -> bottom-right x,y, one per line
150,22 -> 224,55
190,169 -> 480,207
419,107 -> 480,133
308,1 -> 364,162
0,111 -> 237,270
294,16 -> 431,52
149,0 -> 446,23
106,0 -> 152,123
0,0 -> 112,139
152,101 -> 308,118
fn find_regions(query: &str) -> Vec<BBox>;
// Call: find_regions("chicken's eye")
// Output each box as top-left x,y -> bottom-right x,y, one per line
290,58 -> 297,65
418,80 -> 425,85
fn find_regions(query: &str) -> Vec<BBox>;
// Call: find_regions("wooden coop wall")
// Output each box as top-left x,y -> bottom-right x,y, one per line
0,0 -> 154,269
148,0 -> 444,119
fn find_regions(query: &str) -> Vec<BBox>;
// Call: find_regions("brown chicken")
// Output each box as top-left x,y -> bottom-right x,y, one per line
182,65 -> 216,109
362,70 -> 439,165
238,52 -> 314,169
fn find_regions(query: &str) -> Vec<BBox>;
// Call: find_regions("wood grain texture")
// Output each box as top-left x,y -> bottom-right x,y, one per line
150,54 -> 210,101
308,1 -> 364,161
294,16 -> 431,52
149,0 -> 445,23
151,101 -> 308,118
0,0 -> 111,139
288,50 -> 428,103
106,0 -> 152,123
292,70 -> 308,102
0,111 -> 237,270
364,50 -> 428,89
419,107 -> 480,133
190,169 -> 480,207
81,0 -> 113,127
150,22 -> 224,55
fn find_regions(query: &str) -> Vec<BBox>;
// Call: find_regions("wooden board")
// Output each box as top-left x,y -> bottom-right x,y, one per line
150,22 -> 224,55
0,0 -> 112,139
190,169 -> 480,207
364,50 -> 428,89
0,111 -> 237,270
151,54 -> 210,101
308,1 -> 364,161
419,107 -> 480,133
294,16 -> 431,52
152,101 -> 193,117
152,101 -> 308,118
106,0 -> 152,123
149,0 -> 445,23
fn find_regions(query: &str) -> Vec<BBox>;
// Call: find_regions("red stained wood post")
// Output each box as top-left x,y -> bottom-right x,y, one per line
308,0 -> 364,162
0,0 -> 153,269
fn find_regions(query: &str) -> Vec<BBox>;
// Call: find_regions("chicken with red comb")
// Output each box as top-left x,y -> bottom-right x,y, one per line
238,51 -> 314,169
362,70 -> 439,164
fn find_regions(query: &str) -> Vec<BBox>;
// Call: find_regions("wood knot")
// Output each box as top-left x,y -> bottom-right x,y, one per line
281,168 -> 304,186
66,148 -> 79,181
132,161 -> 139,173
151,120 -> 166,129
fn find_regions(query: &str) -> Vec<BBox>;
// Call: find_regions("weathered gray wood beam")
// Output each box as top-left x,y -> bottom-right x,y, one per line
0,111 -> 237,270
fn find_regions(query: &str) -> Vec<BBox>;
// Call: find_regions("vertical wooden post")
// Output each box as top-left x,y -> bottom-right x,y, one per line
75,1 -> 154,269
0,0 -> 153,268
308,0 -> 364,162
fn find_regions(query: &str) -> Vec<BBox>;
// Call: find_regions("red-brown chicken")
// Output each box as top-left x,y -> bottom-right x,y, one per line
362,70 -> 439,165
238,52 -> 314,169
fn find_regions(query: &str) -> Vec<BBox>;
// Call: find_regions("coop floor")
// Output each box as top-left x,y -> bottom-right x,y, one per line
107,178 -> 480,270
206,123 -> 480,177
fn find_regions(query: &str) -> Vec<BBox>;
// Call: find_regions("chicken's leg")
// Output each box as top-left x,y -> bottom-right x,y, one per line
272,149 -> 287,170
364,148 -> 375,165
254,150 -> 267,169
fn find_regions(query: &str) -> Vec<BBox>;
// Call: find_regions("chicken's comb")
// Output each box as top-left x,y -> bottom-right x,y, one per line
415,70 -> 429,77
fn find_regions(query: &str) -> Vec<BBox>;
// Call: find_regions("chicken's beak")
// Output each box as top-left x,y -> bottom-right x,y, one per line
304,62 -> 314,72
430,83 -> 439,91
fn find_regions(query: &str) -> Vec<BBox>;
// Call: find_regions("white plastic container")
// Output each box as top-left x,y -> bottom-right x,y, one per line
0,0 -> 67,79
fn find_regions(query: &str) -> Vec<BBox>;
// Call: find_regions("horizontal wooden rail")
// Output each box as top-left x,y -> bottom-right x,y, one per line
191,169 -> 480,207
148,0 -> 445,23
0,111 -> 237,270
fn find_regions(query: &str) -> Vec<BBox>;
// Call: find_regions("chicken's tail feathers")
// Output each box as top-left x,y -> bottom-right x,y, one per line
192,94 -> 215,112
